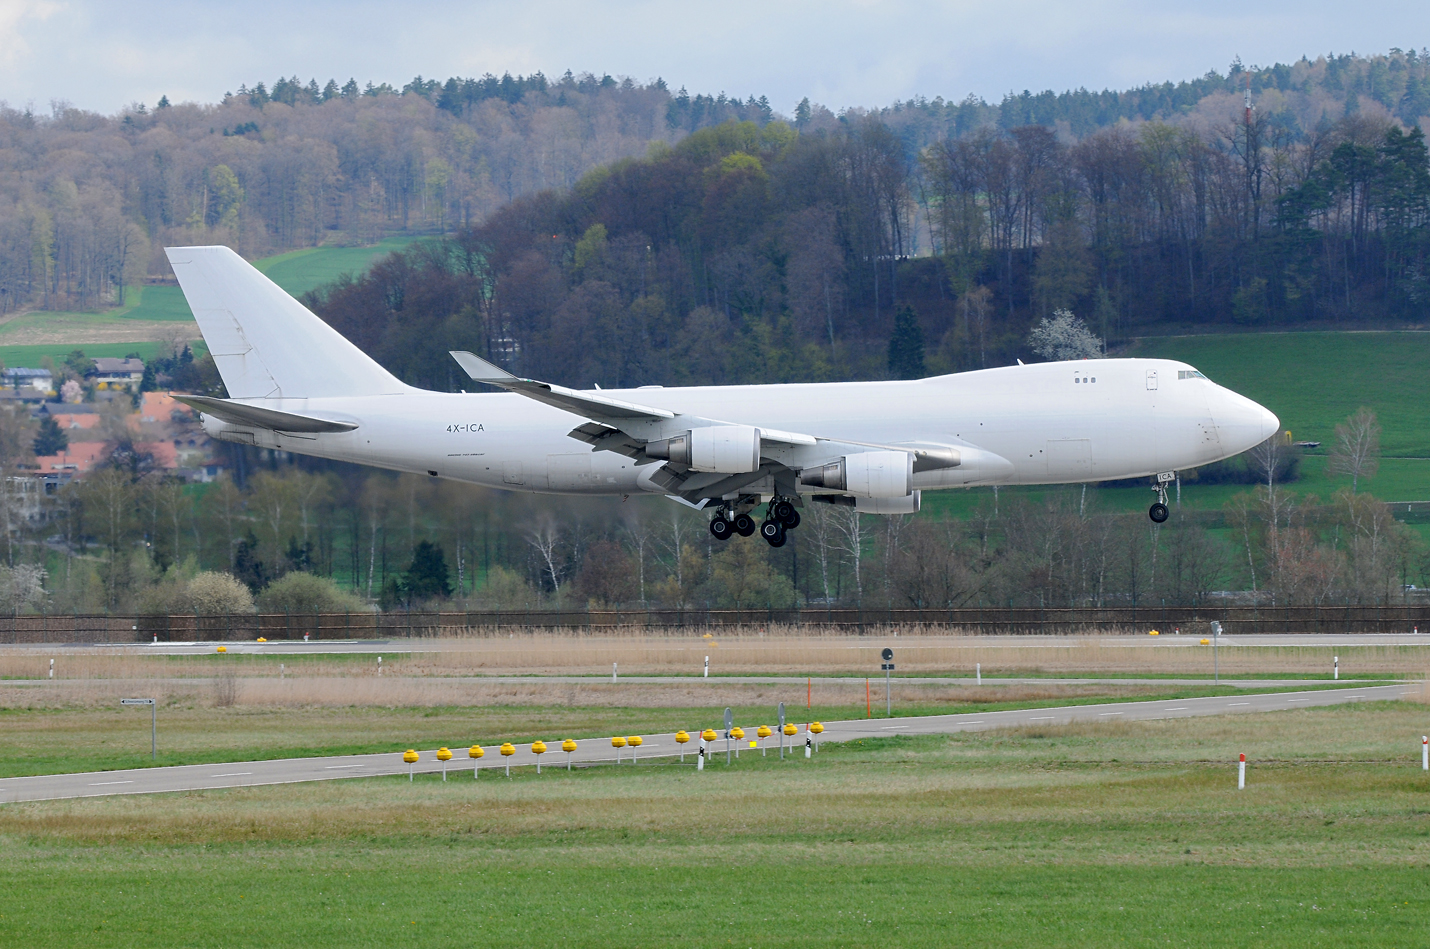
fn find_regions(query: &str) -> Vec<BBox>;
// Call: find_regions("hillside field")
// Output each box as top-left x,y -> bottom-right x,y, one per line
0,237 -> 415,368
925,330 -> 1430,528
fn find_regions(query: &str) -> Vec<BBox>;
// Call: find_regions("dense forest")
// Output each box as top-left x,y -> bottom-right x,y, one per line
310,104 -> 1430,392
3,49 -> 1428,336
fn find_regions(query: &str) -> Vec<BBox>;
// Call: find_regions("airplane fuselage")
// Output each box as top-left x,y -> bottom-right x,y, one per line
201,356 -> 1277,499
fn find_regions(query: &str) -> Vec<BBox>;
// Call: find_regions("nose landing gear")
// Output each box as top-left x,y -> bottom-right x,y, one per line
1149,475 -> 1173,523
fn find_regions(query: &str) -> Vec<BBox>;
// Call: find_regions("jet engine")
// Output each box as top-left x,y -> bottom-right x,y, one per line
799,450 -> 913,498
646,425 -> 762,473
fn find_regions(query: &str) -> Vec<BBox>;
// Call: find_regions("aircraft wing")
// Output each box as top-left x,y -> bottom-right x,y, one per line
448,351 -> 675,422
449,351 -> 817,448
171,395 -> 358,434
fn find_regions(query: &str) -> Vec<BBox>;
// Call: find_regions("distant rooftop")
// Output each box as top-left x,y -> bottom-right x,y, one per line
92,358 -> 145,373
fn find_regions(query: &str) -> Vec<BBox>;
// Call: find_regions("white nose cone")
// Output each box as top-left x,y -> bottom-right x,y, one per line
1215,389 -> 1280,455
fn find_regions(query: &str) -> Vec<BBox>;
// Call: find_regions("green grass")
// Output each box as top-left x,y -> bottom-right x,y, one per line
0,339 -> 210,369
1129,330 -> 1430,458
0,684 -> 1360,778
0,238 -> 416,367
253,237 -> 418,297
1,702 -> 1427,947
924,330 -> 1430,521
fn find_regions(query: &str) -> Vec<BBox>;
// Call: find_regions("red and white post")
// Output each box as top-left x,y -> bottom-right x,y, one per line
1422,736 -> 1427,772
1238,753 -> 1246,790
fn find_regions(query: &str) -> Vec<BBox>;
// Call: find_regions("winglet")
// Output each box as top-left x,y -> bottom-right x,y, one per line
450,351 -> 518,385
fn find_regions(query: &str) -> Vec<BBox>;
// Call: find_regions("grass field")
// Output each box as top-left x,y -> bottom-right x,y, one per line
922,330 -> 1430,526
0,237 -> 416,366
2,701 -> 1428,947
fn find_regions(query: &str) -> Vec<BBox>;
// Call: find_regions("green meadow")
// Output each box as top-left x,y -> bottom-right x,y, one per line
1,701 -> 1427,947
0,237 -> 416,368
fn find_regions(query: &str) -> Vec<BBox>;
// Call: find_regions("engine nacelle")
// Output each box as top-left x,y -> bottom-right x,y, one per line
646,425 -> 761,473
799,450 -> 912,498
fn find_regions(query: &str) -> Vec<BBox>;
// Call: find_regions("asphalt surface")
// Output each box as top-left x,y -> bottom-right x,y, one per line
5,633 -> 1429,655
0,682 -> 1415,804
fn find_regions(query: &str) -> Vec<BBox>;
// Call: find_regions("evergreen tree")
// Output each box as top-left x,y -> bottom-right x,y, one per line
33,416 -> 66,456
887,305 -> 926,379
403,541 -> 452,600
233,533 -> 270,593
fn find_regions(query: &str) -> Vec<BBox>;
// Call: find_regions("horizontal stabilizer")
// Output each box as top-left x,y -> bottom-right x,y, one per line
172,395 -> 358,434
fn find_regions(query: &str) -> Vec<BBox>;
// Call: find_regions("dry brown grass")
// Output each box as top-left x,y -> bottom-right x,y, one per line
3,631 -> 1427,685
0,674 -> 1154,710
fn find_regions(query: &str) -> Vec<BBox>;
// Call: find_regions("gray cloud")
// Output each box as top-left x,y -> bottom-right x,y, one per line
1,0 -> 1423,115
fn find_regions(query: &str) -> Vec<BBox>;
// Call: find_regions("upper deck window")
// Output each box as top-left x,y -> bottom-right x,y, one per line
1177,370 -> 1208,380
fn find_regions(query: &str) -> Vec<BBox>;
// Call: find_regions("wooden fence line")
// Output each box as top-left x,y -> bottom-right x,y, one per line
0,606 -> 1426,643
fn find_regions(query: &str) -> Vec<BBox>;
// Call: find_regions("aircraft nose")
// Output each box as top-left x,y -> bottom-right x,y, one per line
1215,390 -> 1280,454
1256,403 -> 1280,442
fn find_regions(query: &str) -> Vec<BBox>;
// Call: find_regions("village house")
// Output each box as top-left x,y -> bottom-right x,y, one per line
91,357 -> 145,389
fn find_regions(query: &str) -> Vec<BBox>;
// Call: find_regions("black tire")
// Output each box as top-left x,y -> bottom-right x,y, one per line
733,513 -> 757,536
782,509 -> 801,530
709,517 -> 733,540
1149,502 -> 1169,523
772,500 -> 797,524
763,523 -> 787,547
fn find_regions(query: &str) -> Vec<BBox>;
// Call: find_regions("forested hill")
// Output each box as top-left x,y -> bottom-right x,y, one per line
3,51 -> 1428,322
309,88 -> 1430,392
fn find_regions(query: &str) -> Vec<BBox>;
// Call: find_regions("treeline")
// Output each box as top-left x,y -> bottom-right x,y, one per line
309,108 -> 1429,393
1,458 -> 1422,614
3,50 -> 1426,324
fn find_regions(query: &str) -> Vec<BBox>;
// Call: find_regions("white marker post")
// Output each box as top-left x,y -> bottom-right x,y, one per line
1334,655 -> 1338,680
804,726 -> 811,759
697,736 -> 705,771
280,663 -> 285,680
1238,753 -> 1246,790
49,658 -> 53,679
1210,620 -> 1222,684
704,656 -> 709,678
612,662 -> 617,681
1422,736 -> 1427,772
377,656 -> 382,676
121,698 -> 157,760
976,662 -> 981,685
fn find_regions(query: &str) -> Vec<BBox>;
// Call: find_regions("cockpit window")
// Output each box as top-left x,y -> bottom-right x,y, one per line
1177,370 -> 1208,380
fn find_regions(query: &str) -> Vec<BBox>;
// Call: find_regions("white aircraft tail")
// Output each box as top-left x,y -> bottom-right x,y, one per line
165,245 -> 408,400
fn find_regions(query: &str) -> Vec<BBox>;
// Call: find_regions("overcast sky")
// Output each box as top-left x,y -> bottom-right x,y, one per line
1,0 -> 1424,116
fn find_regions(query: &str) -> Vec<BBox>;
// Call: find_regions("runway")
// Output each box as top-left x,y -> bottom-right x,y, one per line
0,682 -> 1415,804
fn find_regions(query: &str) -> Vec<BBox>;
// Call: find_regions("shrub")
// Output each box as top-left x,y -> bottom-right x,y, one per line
181,572 -> 255,615
257,572 -> 367,614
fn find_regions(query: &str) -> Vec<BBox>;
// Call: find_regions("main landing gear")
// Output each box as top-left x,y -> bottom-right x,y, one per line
709,497 -> 801,547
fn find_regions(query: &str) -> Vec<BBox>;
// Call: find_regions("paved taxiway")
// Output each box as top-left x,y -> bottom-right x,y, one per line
0,683 -> 1415,804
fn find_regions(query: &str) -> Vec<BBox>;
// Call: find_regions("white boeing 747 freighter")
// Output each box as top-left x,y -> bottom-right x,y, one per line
165,246 -> 1279,547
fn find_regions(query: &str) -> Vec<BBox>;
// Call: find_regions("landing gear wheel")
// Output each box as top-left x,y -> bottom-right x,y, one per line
761,520 -> 787,547
781,509 -> 800,529
772,499 -> 798,526
733,513 -> 757,537
1148,502 -> 1169,523
709,517 -> 733,540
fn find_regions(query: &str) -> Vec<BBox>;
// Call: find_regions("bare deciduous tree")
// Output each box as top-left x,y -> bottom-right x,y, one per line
1327,407 -> 1381,493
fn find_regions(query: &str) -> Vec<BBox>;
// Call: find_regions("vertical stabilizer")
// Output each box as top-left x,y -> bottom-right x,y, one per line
165,245 -> 408,399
